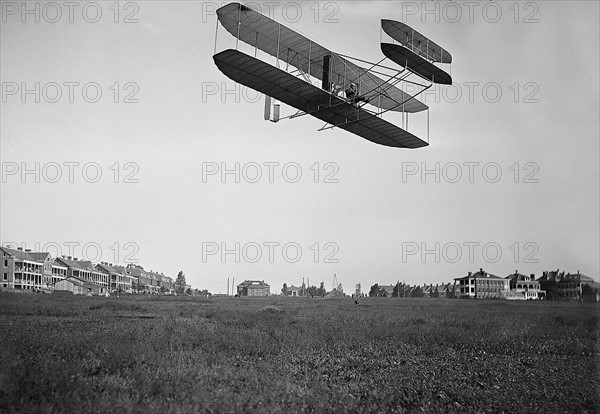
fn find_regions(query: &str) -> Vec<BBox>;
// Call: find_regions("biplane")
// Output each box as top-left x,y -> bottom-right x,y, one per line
212,2 -> 453,149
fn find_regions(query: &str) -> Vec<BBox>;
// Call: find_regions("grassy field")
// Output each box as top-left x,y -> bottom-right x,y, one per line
0,292 -> 598,413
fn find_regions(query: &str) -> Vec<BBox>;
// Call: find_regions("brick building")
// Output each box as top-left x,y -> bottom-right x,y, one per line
1,247 -> 53,291
455,268 -> 509,299
237,280 -> 270,296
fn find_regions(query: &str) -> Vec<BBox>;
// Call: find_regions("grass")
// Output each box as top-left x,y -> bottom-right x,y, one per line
0,292 -> 598,413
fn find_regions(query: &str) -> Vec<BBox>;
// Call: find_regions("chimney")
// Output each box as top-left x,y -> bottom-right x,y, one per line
68,256 -> 72,260
74,257 -> 78,261
17,247 -> 23,251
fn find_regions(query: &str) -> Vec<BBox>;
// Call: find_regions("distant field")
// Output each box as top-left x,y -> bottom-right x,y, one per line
0,293 -> 597,413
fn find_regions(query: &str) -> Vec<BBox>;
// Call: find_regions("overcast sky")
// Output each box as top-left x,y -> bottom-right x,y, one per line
1,1 -> 598,293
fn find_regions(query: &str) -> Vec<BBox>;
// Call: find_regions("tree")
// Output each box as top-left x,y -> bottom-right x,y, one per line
355,283 -> 362,297
282,283 -> 288,296
317,282 -> 326,296
392,283 -> 407,298
185,287 -> 193,295
175,271 -> 186,295
369,284 -> 380,297
306,285 -> 318,297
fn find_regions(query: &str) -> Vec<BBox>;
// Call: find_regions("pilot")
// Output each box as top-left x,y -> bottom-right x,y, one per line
345,83 -> 370,105
345,83 -> 357,100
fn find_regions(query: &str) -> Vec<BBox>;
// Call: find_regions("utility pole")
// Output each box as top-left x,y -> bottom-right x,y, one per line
232,277 -> 235,295
227,278 -> 229,296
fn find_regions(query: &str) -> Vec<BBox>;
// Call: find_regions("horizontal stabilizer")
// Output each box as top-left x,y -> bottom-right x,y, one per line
382,43 -> 452,85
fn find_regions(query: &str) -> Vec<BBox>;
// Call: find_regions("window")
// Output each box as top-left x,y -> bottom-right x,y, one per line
3,273 -> 6,280
3,260 -> 7,267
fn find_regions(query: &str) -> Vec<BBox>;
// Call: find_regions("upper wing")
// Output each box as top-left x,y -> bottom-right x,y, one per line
382,19 -> 452,64
213,49 -> 428,149
216,2 -> 427,114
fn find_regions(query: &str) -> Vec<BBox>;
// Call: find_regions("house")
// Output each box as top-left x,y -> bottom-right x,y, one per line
95,262 -> 134,293
127,264 -> 152,293
379,285 -> 395,297
538,270 -> 563,301
54,276 -> 108,296
430,283 -> 452,298
1,246 -> 54,291
432,283 -> 457,299
285,285 -> 303,297
146,270 -> 167,293
409,285 -> 424,297
144,270 -> 174,294
454,268 -> 509,299
237,280 -> 270,296
558,271 -> 599,301
506,271 -> 544,300
422,284 -> 434,298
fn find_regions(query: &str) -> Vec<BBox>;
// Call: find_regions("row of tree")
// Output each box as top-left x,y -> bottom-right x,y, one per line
368,283 -> 426,298
281,282 -> 330,297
